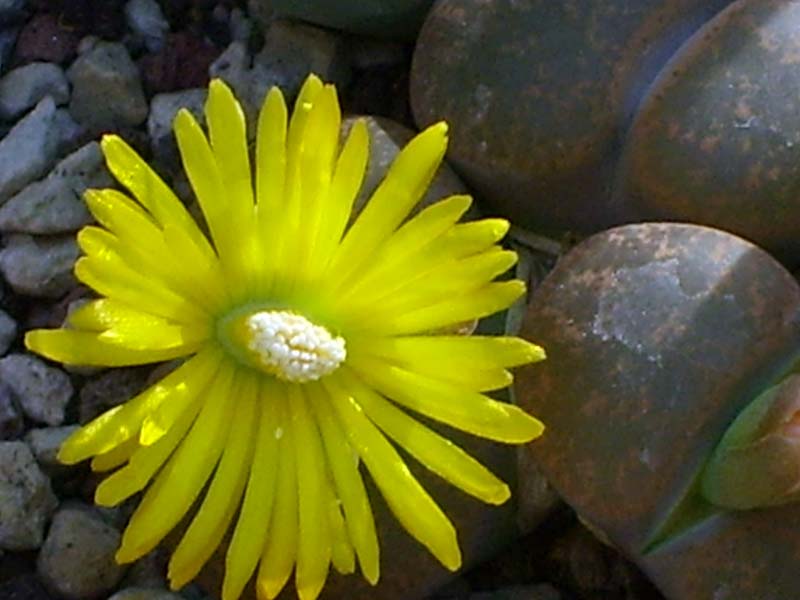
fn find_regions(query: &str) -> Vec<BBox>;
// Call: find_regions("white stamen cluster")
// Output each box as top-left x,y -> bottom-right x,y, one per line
245,310 -> 346,382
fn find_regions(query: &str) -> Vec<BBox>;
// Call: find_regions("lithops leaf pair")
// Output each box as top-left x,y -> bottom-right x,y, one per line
518,222 -> 800,599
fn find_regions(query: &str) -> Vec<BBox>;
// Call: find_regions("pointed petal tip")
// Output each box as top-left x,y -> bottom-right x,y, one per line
440,543 -> 462,572
114,545 -> 140,565
297,580 -> 326,600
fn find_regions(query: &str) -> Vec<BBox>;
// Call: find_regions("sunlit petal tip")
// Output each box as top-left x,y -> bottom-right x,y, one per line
55,436 -> 84,465
297,579 -> 327,600
99,133 -> 124,155
173,106 -> 201,133
114,544 -> 142,565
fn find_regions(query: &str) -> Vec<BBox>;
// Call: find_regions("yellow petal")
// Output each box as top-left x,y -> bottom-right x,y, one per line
173,108 -> 237,269
291,85 -> 341,283
341,370 -> 510,504
268,75 -> 324,296
355,335 -> 545,368
326,481 -> 355,575
94,391 -> 202,507
360,249 -> 518,319
222,380 -> 283,600
84,189 -> 223,312
254,87 -> 288,292
116,362 -> 238,562
328,122 -> 448,283
168,372 -> 258,589
55,348 -> 219,464
206,79 -> 253,220
308,382 -> 379,584
312,118 -> 369,269
430,218 -> 510,258
100,134 -> 211,254
25,329 -> 195,367
69,299 -> 209,351
256,389 -> 298,600
349,335 -> 544,391
359,280 -> 526,336
332,194 -> 471,299
90,436 -> 139,472
345,362 -> 544,443
288,385 -> 331,600
323,375 -> 461,572
75,238 -> 207,326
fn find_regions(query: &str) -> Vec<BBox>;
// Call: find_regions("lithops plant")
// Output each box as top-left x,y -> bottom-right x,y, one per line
412,0 -> 800,259
517,222 -> 800,599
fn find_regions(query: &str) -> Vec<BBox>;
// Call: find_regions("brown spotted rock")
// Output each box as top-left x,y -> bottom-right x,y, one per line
616,0 -> 800,260
410,0 -> 735,235
517,222 -> 800,599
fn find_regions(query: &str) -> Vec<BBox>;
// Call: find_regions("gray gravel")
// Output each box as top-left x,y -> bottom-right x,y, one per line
0,353 -> 73,426
0,233 -> 80,297
0,141 -> 110,234
0,62 -> 69,120
38,505 -> 128,599
0,382 -> 22,440
24,425 -> 79,467
124,0 -> 169,53
0,440 -> 58,550
68,41 -> 148,132
0,97 -> 82,204
148,89 -> 207,169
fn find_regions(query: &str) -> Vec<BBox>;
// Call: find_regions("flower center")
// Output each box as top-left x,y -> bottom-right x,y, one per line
221,309 -> 346,382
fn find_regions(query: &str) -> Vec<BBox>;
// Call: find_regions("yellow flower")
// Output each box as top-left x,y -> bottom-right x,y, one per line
25,75 -> 545,600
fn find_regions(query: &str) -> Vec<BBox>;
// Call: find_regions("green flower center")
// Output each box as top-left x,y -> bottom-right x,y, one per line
218,308 -> 346,382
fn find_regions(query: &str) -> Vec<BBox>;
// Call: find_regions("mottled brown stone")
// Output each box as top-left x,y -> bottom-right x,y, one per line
517,222 -> 800,598
410,0 -> 735,235
617,0 -> 800,261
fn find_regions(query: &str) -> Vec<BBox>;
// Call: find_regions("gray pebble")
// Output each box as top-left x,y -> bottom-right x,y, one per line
344,115 -> 470,221
0,440 -> 58,550
208,41 -> 250,110
0,233 -> 79,297
79,366 -> 152,424
229,7 -> 252,43
124,0 -> 169,53
121,549 -> 168,589
0,353 -> 73,425
0,97 -> 82,204
38,505 -> 127,599
148,89 -> 206,169
68,41 -> 148,132
0,62 -> 70,121
250,19 -> 351,107
109,588 -> 184,600
0,382 -> 22,440
24,425 -> 78,466
0,308 -> 16,354
0,141 -> 111,234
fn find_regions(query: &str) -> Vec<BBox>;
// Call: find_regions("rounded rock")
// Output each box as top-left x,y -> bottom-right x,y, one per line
67,41 -> 148,132
0,353 -> 73,426
0,440 -> 58,550
517,222 -> 800,598
616,0 -> 800,260
38,505 -> 127,599
267,0 -> 434,40
411,0 -> 735,235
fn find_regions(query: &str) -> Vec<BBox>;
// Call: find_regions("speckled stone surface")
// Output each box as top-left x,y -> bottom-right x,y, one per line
410,0 -> 735,234
616,0 -> 800,260
517,222 -> 800,599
